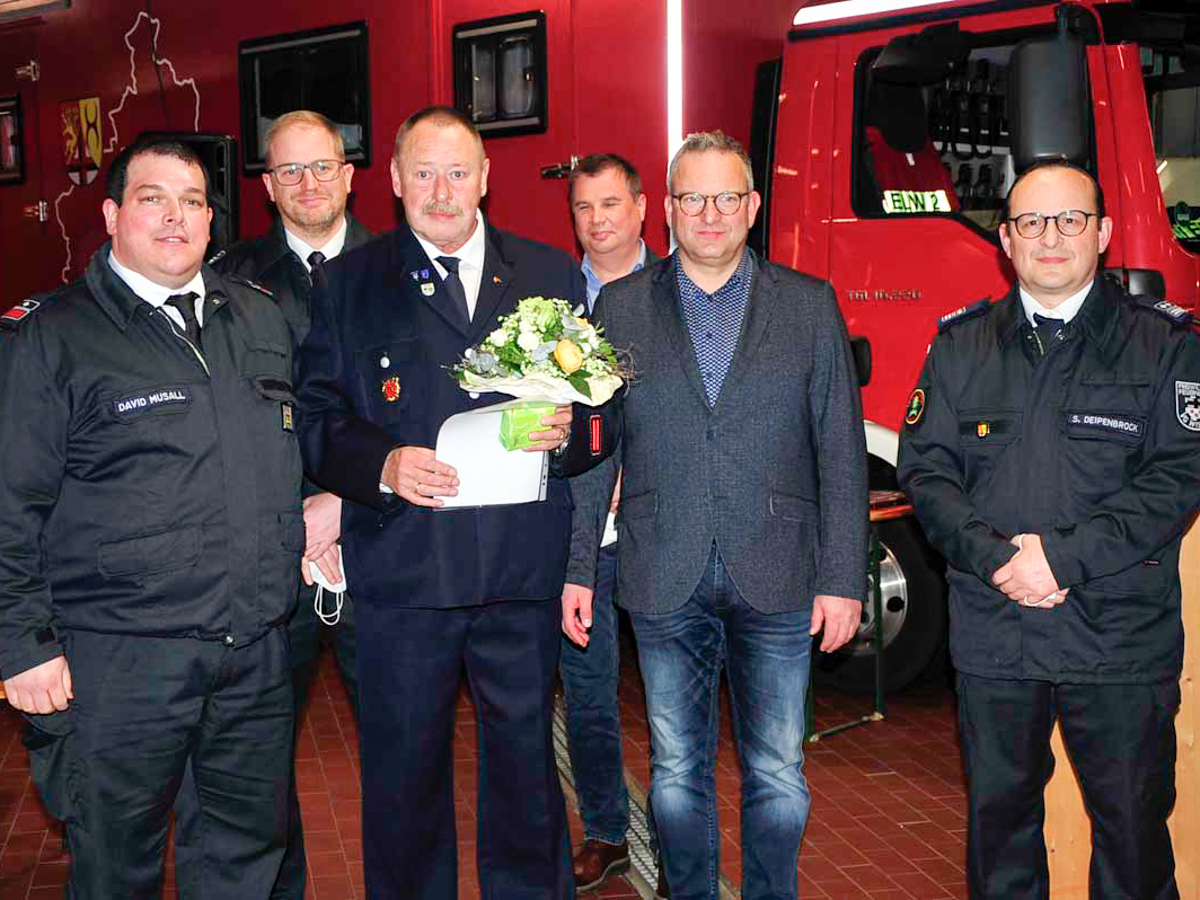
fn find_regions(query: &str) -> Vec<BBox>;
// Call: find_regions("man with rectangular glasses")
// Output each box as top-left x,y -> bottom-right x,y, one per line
899,160 -> 1200,899
566,130 -> 867,900
175,110 -> 373,900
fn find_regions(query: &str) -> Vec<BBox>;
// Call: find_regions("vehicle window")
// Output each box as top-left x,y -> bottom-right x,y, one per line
853,45 -> 1016,236
1145,49 -> 1200,254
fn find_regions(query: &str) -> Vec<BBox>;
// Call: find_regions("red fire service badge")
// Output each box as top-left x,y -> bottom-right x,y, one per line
382,376 -> 401,403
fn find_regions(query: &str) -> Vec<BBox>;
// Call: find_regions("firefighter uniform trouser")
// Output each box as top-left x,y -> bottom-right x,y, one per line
957,673 -> 1180,900
22,627 -> 293,900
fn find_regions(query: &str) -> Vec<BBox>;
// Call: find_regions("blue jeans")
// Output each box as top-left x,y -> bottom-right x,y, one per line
632,544 -> 812,900
561,542 -> 630,844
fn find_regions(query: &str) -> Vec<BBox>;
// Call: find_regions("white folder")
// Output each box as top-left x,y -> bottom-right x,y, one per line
434,399 -> 550,508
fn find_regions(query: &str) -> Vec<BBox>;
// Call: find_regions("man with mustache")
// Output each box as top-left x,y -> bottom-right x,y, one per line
0,137 -> 301,898
174,110 -> 373,900
295,105 -> 604,900
899,161 -> 1200,898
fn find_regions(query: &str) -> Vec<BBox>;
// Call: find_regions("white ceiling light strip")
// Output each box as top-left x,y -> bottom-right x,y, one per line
793,0 -> 962,27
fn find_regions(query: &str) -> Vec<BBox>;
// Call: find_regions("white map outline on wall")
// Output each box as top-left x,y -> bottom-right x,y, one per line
56,11 -> 202,283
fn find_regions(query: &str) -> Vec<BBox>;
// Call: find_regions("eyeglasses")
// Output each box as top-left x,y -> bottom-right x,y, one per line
671,191 -> 750,216
267,159 -> 345,186
1007,210 -> 1097,239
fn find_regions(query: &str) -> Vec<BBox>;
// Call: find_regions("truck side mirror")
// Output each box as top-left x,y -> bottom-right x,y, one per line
1008,34 -> 1090,172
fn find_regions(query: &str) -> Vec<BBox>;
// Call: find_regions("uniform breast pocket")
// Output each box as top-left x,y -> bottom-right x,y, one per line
1061,400 -> 1146,500
956,409 -> 1022,499
358,338 -> 421,419
242,341 -> 301,498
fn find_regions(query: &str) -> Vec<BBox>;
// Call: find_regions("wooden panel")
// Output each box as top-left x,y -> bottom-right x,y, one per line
1045,517 -> 1199,898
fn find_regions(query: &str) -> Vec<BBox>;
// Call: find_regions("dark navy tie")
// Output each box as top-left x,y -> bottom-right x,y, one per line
435,256 -> 471,327
165,291 -> 201,348
1032,313 -> 1063,355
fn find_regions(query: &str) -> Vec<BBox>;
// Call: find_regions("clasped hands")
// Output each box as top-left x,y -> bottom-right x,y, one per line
381,405 -> 572,508
992,532 -> 1069,609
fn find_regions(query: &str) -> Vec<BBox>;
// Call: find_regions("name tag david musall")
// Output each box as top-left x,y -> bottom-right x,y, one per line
112,386 -> 193,419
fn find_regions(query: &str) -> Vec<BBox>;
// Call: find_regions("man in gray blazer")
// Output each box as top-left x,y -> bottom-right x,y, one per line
564,131 -> 868,900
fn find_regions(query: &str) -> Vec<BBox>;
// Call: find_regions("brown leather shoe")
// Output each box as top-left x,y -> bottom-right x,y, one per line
655,863 -> 670,899
573,838 -> 630,891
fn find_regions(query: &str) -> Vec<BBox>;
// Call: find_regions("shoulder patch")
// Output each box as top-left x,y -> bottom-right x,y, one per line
936,299 -> 991,333
1135,295 -> 1194,327
0,299 -> 41,331
904,387 -> 927,428
227,275 -> 273,298
206,249 -> 227,266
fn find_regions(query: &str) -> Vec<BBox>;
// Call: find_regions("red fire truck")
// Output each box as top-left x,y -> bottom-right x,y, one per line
756,0 -> 1200,691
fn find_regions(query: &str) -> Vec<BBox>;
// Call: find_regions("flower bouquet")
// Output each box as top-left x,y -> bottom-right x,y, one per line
452,296 -> 625,449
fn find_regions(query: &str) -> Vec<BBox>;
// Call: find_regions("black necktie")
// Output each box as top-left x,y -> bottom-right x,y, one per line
165,291 -> 201,348
435,256 -> 471,327
1032,313 -> 1063,355
307,250 -> 327,290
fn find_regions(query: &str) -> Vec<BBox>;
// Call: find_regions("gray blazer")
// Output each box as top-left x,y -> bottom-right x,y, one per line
567,252 -> 869,615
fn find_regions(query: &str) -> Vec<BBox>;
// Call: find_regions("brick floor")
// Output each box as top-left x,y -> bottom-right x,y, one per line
0,631 -> 965,899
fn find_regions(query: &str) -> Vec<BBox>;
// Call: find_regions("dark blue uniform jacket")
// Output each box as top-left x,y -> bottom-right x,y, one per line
0,246 -> 303,679
899,277 -> 1200,683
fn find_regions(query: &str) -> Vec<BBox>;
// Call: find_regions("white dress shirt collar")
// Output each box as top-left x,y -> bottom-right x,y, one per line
413,209 -> 487,319
1019,280 -> 1093,327
285,216 -> 349,272
108,251 -> 207,325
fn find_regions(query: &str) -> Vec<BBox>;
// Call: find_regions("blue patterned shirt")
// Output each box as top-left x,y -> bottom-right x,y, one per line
675,248 -> 754,407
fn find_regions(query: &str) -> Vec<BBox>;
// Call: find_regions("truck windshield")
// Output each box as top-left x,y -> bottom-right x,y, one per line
1146,49 -> 1200,254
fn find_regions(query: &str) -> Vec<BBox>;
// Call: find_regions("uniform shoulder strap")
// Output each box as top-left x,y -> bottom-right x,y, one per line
936,299 -> 991,333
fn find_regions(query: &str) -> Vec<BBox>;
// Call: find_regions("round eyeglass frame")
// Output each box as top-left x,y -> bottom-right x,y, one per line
267,159 -> 346,186
672,191 -> 750,216
1006,210 -> 1098,239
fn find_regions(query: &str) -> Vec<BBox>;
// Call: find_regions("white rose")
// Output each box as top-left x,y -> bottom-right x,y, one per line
517,331 -> 540,351
488,328 -> 508,346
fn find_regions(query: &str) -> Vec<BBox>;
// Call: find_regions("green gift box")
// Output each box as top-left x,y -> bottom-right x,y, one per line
499,403 -> 556,450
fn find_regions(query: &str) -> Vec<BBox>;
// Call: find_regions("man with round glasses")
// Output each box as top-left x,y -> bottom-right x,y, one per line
899,160 -> 1200,898
566,130 -> 867,900
175,109 -> 373,900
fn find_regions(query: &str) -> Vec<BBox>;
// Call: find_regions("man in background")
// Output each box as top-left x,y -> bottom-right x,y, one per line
562,152 -> 663,895
176,109 -> 373,900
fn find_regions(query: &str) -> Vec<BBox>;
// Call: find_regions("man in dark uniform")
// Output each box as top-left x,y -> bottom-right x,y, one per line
0,137 -> 302,898
899,161 -> 1200,899
295,106 -> 602,900
561,152 -> 662,894
175,110 -> 372,900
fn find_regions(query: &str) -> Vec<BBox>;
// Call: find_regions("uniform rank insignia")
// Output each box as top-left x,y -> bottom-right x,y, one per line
977,422 -> 990,438
936,299 -> 990,333
1177,381 -> 1200,432
382,376 -> 401,403
904,388 -> 926,427
0,299 -> 40,330
281,401 -> 295,432
206,249 -> 227,266
1136,295 -> 1194,326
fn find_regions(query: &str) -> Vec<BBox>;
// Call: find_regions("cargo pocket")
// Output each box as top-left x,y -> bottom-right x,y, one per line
22,709 -> 79,824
